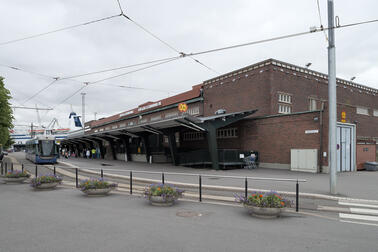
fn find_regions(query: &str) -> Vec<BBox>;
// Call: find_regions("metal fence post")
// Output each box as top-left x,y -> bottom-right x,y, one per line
35,165 -> 37,177
101,169 -> 103,178
162,173 -> 165,184
199,175 -> 202,202
245,177 -> 248,199
5,162 -> 8,174
296,180 -> 299,212
53,166 -> 56,175
22,164 -> 24,173
11,163 -> 13,172
75,168 -> 78,188
130,171 -> 133,195
1,161 -> 3,175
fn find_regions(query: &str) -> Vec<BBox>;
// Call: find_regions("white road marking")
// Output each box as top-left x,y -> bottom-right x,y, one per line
339,201 -> 378,209
340,219 -> 378,227
339,213 -> 378,222
350,208 -> 378,216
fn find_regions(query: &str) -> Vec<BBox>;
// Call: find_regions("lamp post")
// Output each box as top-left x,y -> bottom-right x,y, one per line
81,93 -> 86,130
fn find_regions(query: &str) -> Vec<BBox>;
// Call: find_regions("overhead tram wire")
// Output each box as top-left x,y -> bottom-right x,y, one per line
121,14 -> 219,75
60,55 -> 180,80
316,0 -> 329,42
0,63 -> 55,79
4,17 -> 378,84
21,78 -> 59,105
183,18 -> 378,58
89,56 -> 180,84
0,14 -> 122,46
116,0 -> 219,74
5,16 -> 378,111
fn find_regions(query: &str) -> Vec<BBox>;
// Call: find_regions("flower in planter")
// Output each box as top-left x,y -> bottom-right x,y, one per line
235,191 -> 291,208
144,183 -> 184,200
30,174 -> 62,188
5,170 -> 30,178
79,178 -> 117,191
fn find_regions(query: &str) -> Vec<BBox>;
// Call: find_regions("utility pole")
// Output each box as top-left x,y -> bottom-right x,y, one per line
328,0 -> 337,194
94,112 -> 97,121
31,123 -> 34,138
81,93 -> 86,130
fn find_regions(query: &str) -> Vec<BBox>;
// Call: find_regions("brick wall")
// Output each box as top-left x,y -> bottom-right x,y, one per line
239,112 -> 322,168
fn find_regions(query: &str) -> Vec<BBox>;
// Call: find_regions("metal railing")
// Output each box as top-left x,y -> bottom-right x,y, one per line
17,163 -> 307,212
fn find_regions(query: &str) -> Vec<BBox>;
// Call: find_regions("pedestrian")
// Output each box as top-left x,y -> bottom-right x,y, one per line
96,147 -> 101,159
91,148 -> 96,159
86,149 -> 90,159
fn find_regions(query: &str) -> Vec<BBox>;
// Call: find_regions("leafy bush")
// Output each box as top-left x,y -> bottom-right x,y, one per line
235,191 -> 290,208
31,175 -> 62,187
79,178 -> 117,191
5,170 -> 30,178
144,183 -> 183,199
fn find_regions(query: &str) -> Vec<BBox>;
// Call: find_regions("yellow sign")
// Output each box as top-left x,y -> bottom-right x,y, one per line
341,111 -> 346,123
178,103 -> 188,113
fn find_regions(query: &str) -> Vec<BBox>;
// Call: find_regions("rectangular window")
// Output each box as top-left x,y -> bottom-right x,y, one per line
278,104 -> 291,114
278,92 -> 292,104
373,109 -> 378,117
356,107 -> 369,116
309,98 -> 317,111
183,132 -> 204,141
216,128 -> 238,139
187,106 -> 200,116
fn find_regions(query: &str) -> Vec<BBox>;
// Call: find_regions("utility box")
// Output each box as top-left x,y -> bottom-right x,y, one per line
357,143 -> 376,170
291,149 -> 318,173
364,162 -> 378,171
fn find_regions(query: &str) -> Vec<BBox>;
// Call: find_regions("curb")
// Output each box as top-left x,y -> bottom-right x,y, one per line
57,160 -> 378,205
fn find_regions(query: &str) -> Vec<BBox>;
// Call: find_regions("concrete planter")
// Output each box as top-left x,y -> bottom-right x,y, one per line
1,176 -> 28,183
244,204 -> 282,219
149,196 -> 177,206
34,182 -> 59,189
81,188 -> 112,196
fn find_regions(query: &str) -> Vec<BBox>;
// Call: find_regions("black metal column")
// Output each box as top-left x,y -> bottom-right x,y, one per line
207,125 -> 219,170
168,133 -> 178,166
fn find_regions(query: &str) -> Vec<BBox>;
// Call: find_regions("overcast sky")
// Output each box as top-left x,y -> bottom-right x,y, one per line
1,0 -> 377,131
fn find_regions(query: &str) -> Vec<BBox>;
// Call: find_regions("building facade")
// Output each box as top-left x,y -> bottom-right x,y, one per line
62,59 -> 378,172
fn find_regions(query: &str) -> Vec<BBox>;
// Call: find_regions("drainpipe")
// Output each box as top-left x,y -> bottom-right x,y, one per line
319,102 -> 325,173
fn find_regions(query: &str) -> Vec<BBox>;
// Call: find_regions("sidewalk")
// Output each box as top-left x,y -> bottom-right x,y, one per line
54,154 -> 378,201
9,152 -> 378,201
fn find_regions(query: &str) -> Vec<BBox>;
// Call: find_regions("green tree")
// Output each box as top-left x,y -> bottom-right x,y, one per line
0,76 -> 14,149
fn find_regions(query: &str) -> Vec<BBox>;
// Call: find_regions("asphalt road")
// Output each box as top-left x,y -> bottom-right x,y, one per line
0,182 -> 377,252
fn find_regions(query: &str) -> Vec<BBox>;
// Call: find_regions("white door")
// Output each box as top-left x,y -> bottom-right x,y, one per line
336,124 -> 355,172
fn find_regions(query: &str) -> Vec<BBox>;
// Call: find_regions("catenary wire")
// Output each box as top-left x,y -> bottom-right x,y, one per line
0,63 -> 56,79
60,56 -> 180,80
89,56 -> 180,84
0,14 -> 122,46
21,78 -> 59,105
120,12 -> 219,74
184,18 -> 378,58
6,17 -> 378,112
316,0 -> 329,42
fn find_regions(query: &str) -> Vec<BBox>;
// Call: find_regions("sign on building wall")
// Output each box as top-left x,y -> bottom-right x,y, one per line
178,103 -> 188,113
341,111 -> 346,123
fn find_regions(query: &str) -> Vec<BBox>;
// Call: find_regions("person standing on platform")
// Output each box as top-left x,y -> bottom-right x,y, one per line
86,149 -> 90,159
91,148 -> 96,159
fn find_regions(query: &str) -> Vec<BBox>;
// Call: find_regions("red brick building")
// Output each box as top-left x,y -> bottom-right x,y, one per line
63,59 -> 378,173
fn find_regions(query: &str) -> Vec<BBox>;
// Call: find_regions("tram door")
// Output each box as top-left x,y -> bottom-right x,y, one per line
336,124 -> 355,172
